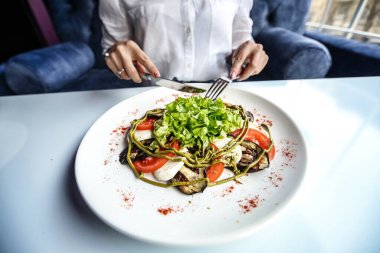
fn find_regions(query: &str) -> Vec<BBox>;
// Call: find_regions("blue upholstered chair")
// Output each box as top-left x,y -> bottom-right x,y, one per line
306,31 -> 380,78
0,0 -> 332,95
249,0 -> 332,80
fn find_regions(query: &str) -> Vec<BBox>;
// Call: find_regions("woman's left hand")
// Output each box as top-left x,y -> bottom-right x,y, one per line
229,40 -> 269,81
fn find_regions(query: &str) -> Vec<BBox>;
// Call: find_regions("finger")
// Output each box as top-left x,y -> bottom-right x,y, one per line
105,55 -> 124,79
238,45 -> 268,81
250,44 -> 266,74
229,49 -> 241,78
113,44 -> 139,80
238,53 -> 262,81
238,53 -> 263,81
235,57 -> 250,78
230,50 -> 243,78
232,54 -> 250,79
230,41 -> 254,79
105,55 -> 117,73
120,54 -> 142,83
135,61 -> 148,74
136,52 -> 160,78
109,51 -> 130,79
113,43 -> 143,83
237,62 -> 254,81
256,49 -> 269,74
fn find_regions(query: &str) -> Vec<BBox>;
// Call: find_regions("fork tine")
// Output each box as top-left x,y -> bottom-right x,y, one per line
208,79 -> 224,99
204,79 -> 220,98
210,81 -> 229,100
205,77 -> 231,100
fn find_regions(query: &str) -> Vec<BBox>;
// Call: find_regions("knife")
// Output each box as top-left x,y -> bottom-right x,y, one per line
141,74 -> 206,93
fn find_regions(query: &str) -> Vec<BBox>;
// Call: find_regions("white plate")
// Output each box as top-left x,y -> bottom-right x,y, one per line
75,87 -> 307,246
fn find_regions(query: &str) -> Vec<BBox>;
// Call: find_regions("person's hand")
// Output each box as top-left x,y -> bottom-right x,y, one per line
229,40 -> 268,81
104,40 -> 160,83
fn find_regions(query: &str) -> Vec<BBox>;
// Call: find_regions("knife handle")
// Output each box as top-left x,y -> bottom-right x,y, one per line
141,73 -> 153,81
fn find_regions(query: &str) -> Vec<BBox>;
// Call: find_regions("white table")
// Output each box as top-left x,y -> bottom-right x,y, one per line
1,77 -> 380,253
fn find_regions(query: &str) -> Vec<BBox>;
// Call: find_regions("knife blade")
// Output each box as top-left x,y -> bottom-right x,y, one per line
142,74 -> 206,93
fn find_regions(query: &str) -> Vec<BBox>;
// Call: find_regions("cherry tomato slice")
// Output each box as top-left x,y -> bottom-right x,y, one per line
171,140 -> 180,151
231,128 -> 275,161
136,118 -> 156,130
205,144 -> 224,182
133,156 -> 173,173
206,162 -> 224,182
210,143 -> 222,159
133,140 -> 180,173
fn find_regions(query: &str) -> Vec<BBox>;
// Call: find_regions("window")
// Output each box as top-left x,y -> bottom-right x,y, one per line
307,0 -> 380,45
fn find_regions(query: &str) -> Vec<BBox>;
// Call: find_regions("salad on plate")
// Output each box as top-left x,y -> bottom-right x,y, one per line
119,96 -> 275,195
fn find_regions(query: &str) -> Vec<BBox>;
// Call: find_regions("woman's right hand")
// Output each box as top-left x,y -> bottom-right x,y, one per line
104,40 -> 160,83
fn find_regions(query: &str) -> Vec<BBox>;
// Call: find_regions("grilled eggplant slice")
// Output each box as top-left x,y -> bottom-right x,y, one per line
245,110 -> 254,122
237,140 -> 270,172
119,147 -> 129,165
172,166 -> 207,195
146,108 -> 165,118
119,139 -> 155,164
248,152 -> 269,172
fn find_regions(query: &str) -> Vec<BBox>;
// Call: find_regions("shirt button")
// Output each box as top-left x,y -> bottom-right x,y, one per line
186,27 -> 191,34
187,64 -> 191,68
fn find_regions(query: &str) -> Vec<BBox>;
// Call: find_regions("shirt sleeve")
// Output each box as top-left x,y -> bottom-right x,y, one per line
232,0 -> 254,49
99,0 -> 133,54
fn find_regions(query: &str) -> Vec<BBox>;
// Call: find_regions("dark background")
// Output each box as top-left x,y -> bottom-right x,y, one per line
0,0 -> 44,62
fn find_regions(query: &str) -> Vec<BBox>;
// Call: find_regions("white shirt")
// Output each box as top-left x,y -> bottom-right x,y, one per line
99,0 -> 253,82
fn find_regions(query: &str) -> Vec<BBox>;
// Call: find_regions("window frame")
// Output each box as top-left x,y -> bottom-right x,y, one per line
306,0 -> 380,40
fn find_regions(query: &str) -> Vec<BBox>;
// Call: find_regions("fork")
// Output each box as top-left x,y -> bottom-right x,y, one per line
204,76 -> 232,100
